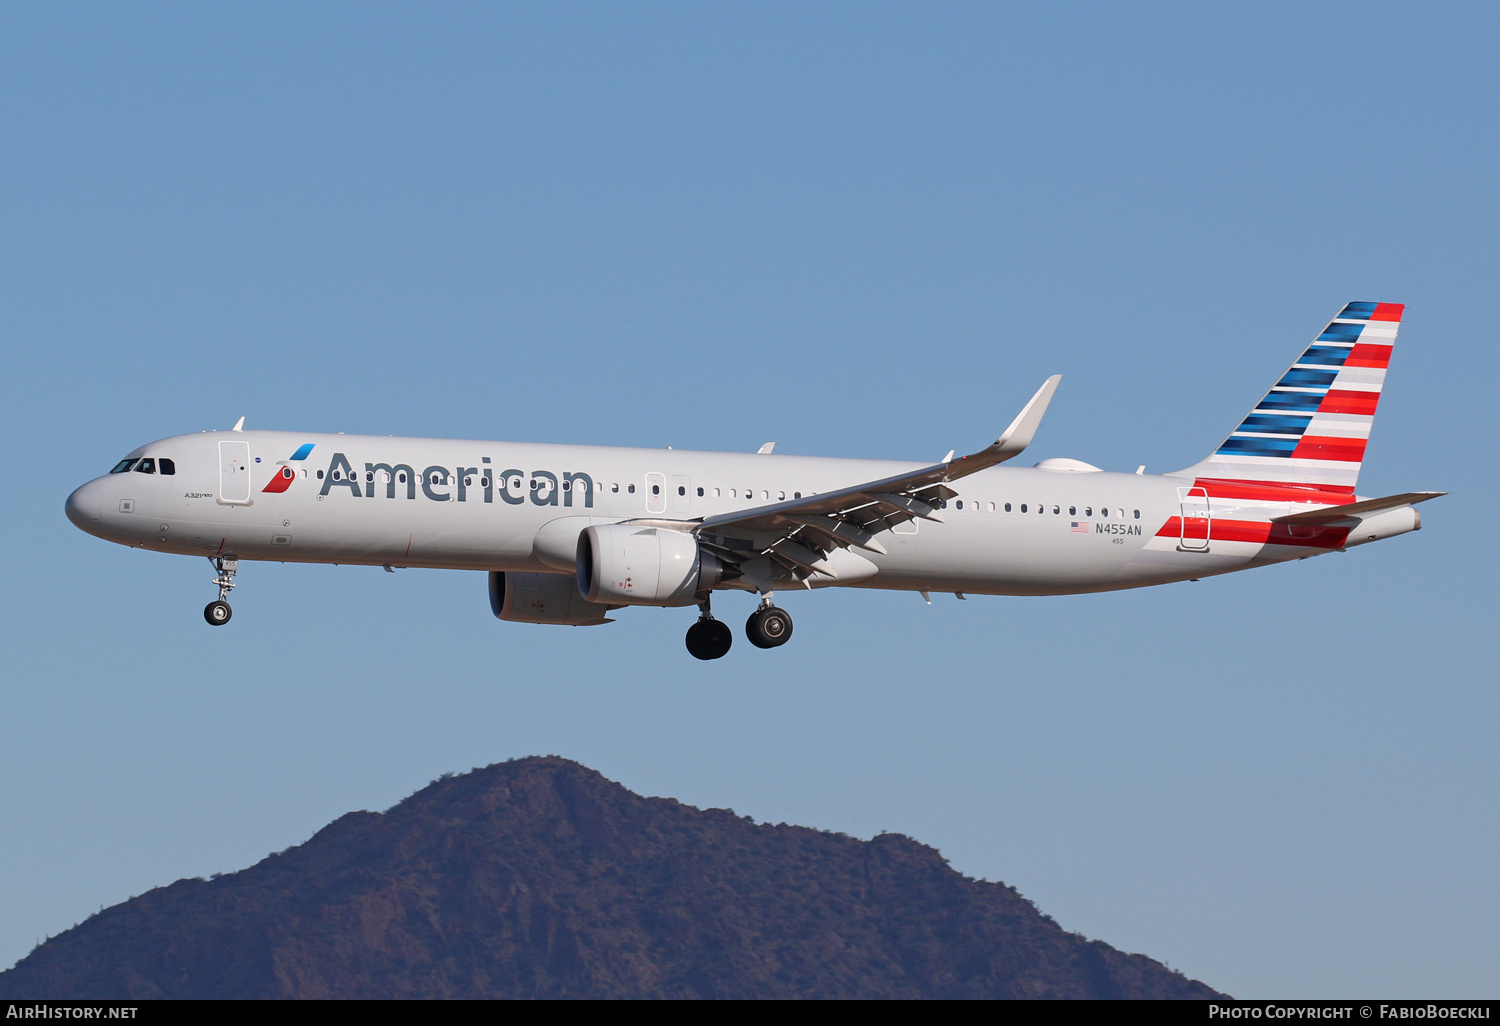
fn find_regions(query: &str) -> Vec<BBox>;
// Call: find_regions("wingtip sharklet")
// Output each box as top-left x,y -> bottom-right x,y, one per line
943,374 -> 1061,478
993,373 -> 1062,458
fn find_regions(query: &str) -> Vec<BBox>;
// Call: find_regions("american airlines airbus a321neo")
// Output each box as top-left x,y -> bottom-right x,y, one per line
66,302 -> 1441,660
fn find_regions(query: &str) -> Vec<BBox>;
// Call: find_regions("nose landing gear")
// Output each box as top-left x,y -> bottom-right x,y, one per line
203,556 -> 238,626
685,596 -> 733,660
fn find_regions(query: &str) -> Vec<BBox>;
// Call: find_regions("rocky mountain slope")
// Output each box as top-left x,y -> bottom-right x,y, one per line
0,757 -> 1222,999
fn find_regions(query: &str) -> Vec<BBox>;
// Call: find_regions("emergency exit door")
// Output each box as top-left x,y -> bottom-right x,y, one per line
1178,486 -> 1210,550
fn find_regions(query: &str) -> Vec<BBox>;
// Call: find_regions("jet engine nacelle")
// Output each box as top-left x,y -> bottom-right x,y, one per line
489,570 -> 615,626
577,524 -> 721,607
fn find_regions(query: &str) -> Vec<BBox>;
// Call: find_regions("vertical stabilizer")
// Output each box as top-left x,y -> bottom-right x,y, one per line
1171,302 -> 1403,495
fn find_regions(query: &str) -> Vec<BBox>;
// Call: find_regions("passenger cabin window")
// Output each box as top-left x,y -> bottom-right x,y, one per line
611,483 -> 619,492
1069,505 -> 1076,516
697,487 -> 704,496
159,458 -> 175,475
628,484 -> 636,493
134,459 -> 155,474
1004,502 -> 1012,512
1100,507 -> 1109,518
677,486 -> 685,496
1134,509 -> 1141,519
1053,505 -> 1060,514
1020,504 -> 1027,513
110,459 -> 137,474
1085,507 -> 1092,517
652,485 -> 661,495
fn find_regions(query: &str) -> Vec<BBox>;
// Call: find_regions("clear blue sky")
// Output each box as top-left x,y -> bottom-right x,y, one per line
2,2 -> 1495,998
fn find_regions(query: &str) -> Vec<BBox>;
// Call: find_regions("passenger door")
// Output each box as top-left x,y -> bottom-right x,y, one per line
218,440 -> 252,505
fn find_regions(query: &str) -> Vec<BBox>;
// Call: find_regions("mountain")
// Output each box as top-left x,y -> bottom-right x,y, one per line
0,756 -> 1223,999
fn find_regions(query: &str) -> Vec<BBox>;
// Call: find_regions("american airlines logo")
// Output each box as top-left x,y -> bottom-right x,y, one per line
314,452 -> 595,508
261,443 -> 316,493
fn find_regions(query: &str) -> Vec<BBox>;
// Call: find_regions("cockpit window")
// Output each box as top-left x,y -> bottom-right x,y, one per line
159,458 -> 176,476
134,459 -> 156,474
110,459 -> 137,474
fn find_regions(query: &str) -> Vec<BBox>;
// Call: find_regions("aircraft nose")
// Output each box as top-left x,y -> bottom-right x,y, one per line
65,478 -> 103,529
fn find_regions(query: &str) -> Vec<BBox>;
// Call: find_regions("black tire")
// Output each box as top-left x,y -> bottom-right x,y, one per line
746,606 -> 793,649
685,621 -> 709,659
687,618 -> 733,660
204,600 -> 233,626
701,618 -> 732,659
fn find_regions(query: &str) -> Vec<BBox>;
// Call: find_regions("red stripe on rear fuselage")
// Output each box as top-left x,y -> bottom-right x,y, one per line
1156,516 -> 1351,549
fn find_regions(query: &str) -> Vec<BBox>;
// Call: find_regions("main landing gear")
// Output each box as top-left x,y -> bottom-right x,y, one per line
745,596 -> 793,650
684,594 -> 795,659
685,595 -> 796,659
685,597 -> 733,661
204,556 -> 238,626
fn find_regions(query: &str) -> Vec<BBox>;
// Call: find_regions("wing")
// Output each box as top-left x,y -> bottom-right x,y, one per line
694,375 -> 1061,586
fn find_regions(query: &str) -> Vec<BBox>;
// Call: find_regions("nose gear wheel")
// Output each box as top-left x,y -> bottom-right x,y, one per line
204,556 -> 238,627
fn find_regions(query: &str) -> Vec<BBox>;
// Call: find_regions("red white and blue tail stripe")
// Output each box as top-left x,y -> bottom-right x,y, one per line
1174,302 -> 1402,493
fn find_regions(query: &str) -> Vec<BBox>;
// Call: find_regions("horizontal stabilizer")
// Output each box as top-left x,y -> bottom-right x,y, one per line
1272,491 -> 1446,525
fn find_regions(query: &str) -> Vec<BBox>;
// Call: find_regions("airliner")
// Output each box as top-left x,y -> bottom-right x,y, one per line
65,302 -> 1440,659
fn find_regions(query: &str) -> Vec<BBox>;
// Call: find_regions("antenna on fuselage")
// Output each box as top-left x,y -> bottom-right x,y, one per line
231,417 -> 245,432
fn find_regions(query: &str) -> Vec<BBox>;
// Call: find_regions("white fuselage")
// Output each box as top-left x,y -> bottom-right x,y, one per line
64,429 -> 1411,601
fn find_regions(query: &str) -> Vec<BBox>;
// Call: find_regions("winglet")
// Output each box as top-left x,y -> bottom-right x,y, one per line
757,442 -> 776,454
232,416 -> 245,432
990,374 -> 1061,462
944,375 -> 1061,479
